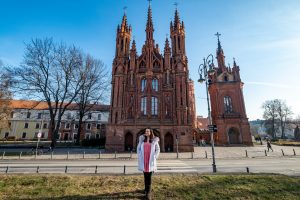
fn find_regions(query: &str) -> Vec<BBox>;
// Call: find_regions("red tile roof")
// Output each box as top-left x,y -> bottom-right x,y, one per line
10,100 -> 110,111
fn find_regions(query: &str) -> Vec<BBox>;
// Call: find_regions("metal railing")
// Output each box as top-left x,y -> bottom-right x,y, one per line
0,148 -> 298,160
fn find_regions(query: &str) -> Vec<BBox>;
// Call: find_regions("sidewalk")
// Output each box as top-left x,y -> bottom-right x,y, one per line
1,145 -> 299,160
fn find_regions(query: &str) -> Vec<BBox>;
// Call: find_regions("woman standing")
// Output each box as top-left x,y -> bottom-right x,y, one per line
137,128 -> 160,198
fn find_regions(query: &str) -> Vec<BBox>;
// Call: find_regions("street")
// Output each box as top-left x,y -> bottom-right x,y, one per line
1,155 -> 299,176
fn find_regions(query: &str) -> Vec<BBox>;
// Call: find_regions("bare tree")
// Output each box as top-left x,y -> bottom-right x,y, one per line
0,60 -> 12,132
8,38 -> 85,147
75,55 -> 110,144
277,100 -> 293,139
262,99 -> 279,139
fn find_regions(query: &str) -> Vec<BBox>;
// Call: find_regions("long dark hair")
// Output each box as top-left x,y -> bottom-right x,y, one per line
144,128 -> 154,143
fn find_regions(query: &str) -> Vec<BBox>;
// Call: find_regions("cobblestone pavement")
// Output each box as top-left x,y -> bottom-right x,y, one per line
0,144 -> 299,160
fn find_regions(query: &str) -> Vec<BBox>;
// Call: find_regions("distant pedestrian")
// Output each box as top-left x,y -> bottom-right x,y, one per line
201,139 -> 206,147
137,128 -> 160,199
267,139 -> 273,152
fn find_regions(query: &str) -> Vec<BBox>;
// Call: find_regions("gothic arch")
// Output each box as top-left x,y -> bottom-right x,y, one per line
153,60 -> 160,68
139,60 -> 146,68
125,132 -> 133,151
114,65 -> 124,74
227,127 -> 241,144
164,132 -> 173,152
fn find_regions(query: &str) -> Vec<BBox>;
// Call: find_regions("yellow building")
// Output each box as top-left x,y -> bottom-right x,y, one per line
0,100 -> 49,140
0,100 -> 110,141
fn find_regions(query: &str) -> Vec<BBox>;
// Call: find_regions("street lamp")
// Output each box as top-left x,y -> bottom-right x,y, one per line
198,54 -> 217,173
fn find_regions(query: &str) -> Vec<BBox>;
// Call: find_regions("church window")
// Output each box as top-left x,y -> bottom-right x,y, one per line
141,78 -> 146,92
224,96 -> 233,113
141,97 -> 147,115
121,39 -> 124,51
178,37 -> 181,50
224,76 -> 228,82
152,78 -> 158,91
151,97 -> 158,116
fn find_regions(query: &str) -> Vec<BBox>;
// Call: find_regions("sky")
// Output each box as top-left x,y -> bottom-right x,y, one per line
0,0 -> 300,120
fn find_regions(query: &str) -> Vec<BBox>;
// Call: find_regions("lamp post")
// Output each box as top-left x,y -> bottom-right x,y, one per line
198,54 -> 217,173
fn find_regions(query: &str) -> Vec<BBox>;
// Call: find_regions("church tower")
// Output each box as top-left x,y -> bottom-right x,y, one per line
208,33 -> 252,145
106,4 -> 195,152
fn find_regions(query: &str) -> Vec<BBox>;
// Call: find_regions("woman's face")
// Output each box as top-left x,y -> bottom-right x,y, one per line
145,129 -> 151,136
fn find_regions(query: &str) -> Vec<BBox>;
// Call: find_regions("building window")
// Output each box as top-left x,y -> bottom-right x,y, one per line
65,123 -> 70,129
67,113 -> 72,119
43,123 -> 47,129
152,78 -> 158,91
97,124 -> 101,130
26,112 -> 31,119
87,123 -> 91,130
141,78 -> 146,92
85,134 -> 90,140
141,97 -> 147,115
151,97 -> 158,116
24,123 -> 29,129
74,124 -> 79,129
88,113 -> 92,120
22,132 -> 26,139
35,123 -> 40,129
98,114 -> 101,120
4,132 -> 9,138
37,113 -> 42,119
76,112 -> 80,119
41,133 -> 45,138
224,96 -> 233,113
10,112 -> 14,118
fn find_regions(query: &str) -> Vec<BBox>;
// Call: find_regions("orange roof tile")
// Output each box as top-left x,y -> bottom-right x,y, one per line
10,100 -> 110,111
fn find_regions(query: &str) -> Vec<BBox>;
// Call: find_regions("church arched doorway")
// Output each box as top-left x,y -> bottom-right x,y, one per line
136,128 -> 160,149
228,127 -> 241,144
164,132 -> 173,152
125,132 -> 133,151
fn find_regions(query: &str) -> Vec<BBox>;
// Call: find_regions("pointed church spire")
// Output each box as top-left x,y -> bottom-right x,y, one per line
174,8 -> 180,27
233,57 -> 237,67
216,32 -> 223,55
147,1 -> 153,28
131,39 -> 136,52
215,32 -> 226,71
164,36 -> 171,53
145,0 -> 154,45
120,11 -> 128,32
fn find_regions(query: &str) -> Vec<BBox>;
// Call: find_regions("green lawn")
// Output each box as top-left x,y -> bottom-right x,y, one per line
0,174 -> 299,200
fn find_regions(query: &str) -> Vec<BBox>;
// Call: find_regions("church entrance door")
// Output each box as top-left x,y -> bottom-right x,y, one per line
125,132 -> 133,151
228,127 -> 241,144
164,133 -> 173,152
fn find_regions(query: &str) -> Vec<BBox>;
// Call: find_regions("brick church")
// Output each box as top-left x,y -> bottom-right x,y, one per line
208,35 -> 252,146
105,5 -> 196,152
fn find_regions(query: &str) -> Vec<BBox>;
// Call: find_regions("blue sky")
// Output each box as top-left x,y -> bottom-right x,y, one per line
1,0 -> 300,120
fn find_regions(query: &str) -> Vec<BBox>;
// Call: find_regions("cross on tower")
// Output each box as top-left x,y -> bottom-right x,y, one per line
215,32 -> 221,41
174,2 -> 178,8
123,6 -> 127,14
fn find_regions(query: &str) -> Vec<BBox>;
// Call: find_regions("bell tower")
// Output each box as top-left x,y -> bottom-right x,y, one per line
110,10 -> 132,126
209,33 -> 252,146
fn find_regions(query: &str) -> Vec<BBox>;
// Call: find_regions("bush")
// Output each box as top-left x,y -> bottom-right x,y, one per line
81,138 -> 106,147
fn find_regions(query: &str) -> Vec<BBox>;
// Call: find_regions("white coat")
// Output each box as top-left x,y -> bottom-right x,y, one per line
137,135 -> 160,172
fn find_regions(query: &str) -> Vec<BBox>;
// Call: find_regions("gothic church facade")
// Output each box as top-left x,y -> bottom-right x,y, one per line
105,5 -> 195,152
209,36 -> 252,146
